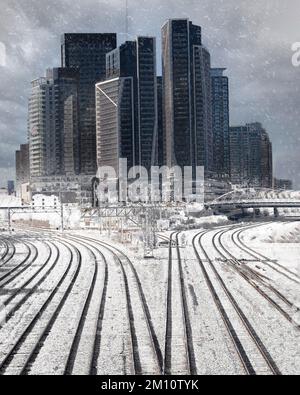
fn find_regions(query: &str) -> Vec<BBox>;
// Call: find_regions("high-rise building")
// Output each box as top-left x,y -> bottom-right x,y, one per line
96,76 -> 135,174
211,68 -> 230,179
249,123 -> 273,189
28,68 -> 79,178
136,37 -> 157,170
61,33 -> 117,175
47,68 -> 80,175
229,125 -> 250,186
229,123 -> 273,188
28,77 -> 56,178
156,76 -> 164,167
162,19 -> 213,176
15,143 -> 29,197
96,37 -> 157,174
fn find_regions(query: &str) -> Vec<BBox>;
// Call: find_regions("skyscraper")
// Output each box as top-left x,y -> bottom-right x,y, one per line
96,37 -> 157,174
28,77 -> 56,178
248,122 -> 273,188
162,19 -> 213,176
47,68 -> 80,176
61,33 -> 117,175
211,68 -> 230,179
229,123 -> 273,188
136,37 -> 157,170
156,76 -> 164,167
229,125 -> 250,186
28,68 -> 79,178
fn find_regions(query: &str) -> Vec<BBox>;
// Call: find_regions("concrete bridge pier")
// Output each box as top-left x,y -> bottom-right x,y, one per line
274,207 -> 279,218
253,208 -> 261,218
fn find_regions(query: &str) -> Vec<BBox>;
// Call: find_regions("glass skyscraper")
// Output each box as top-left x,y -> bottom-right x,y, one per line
96,37 -> 157,174
229,123 -> 273,188
136,37 -> 157,170
156,76 -> 164,167
162,19 -> 213,176
61,33 -> 117,175
211,68 -> 230,179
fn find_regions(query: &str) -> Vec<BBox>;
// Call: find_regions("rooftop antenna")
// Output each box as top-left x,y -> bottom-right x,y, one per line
125,0 -> 129,40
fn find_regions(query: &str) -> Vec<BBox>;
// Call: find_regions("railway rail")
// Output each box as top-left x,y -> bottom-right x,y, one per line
0,238 -> 80,375
65,232 -> 163,375
0,223 -> 297,376
214,227 -> 299,326
192,229 -> 281,375
233,224 -> 300,283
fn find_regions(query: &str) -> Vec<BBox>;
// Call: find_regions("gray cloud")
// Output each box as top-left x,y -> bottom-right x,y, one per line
0,0 -> 299,187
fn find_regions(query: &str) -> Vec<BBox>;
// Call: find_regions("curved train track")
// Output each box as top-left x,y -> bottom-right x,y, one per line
192,228 -> 282,375
214,226 -> 299,325
0,238 -> 38,288
0,222 -> 298,376
65,232 -> 163,375
0,237 -> 80,375
0,238 -> 13,263
233,224 -> 300,283
0,237 -> 17,268
0,228 -> 163,375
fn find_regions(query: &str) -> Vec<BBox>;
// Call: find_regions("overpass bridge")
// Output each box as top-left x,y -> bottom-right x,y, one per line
206,188 -> 300,216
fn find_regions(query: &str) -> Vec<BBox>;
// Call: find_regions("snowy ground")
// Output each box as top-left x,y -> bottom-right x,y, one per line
0,220 -> 299,375
239,221 -> 300,324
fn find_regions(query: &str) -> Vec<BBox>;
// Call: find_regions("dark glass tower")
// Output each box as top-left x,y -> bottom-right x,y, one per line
96,37 -> 157,173
136,37 -> 157,170
61,33 -> 117,175
162,19 -> 213,176
211,68 -> 230,179
156,76 -> 164,167
229,125 -> 250,186
229,123 -> 273,188
248,123 -> 273,188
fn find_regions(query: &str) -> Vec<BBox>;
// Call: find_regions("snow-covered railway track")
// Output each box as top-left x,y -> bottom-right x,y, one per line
215,228 -> 299,326
69,234 -> 163,375
164,232 -> 197,375
0,239 -> 38,288
0,238 -> 80,375
193,230 -> 281,375
1,228 -> 161,375
0,237 -> 16,267
233,225 -> 300,283
1,240 -> 60,324
0,238 -> 14,264
51,234 -> 108,375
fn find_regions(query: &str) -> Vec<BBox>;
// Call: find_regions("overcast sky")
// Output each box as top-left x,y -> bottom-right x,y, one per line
0,0 -> 299,187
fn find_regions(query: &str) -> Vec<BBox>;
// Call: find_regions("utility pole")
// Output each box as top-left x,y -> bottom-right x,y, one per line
143,206 -> 156,258
8,208 -> 11,235
59,189 -> 64,233
98,206 -> 102,235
